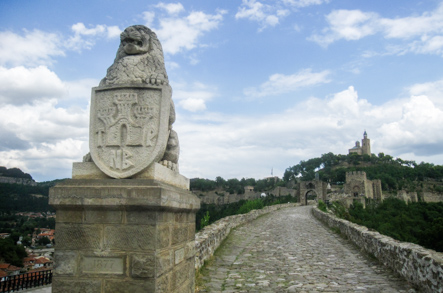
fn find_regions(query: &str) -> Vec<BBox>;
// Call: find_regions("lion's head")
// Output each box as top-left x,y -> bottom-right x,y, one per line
100,25 -> 168,86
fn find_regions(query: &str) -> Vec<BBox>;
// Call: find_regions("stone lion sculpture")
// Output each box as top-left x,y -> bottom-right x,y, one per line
99,25 -> 168,86
85,25 -> 180,172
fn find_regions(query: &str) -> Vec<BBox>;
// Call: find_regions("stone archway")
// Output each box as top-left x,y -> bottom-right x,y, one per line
298,179 -> 328,206
305,190 -> 317,205
352,186 -> 360,197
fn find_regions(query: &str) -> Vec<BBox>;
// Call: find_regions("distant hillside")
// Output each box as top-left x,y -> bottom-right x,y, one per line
283,152 -> 443,193
0,166 -> 65,212
0,166 -> 32,179
0,166 -> 36,186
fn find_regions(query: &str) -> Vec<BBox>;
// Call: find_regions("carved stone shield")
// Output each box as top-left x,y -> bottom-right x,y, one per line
89,84 -> 171,178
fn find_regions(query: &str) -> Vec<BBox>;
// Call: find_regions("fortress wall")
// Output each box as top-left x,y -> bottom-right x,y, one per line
312,207 -> 443,293
194,203 -> 299,270
422,192 -> 443,203
345,171 -> 367,182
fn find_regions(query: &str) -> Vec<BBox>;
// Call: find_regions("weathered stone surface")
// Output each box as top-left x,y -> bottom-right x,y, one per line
156,250 -> 173,277
156,224 -> 170,249
56,223 -> 101,250
104,225 -> 154,250
81,256 -> 124,275
184,240 -> 195,260
194,203 -> 298,269
133,162 -> 188,189
156,273 -> 170,292
100,26 -> 169,87
52,279 -> 101,293
200,206 -> 416,293
49,179 -> 199,211
171,260 -> 191,290
174,248 -> 185,265
50,24 -> 197,293
87,25 -> 180,179
131,253 -> 155,278
187,223 -> 195,241
126,210 -> 157,224
313,206 -> 443,293
55,210 -> 83,223
53,251 -> 77,275
89,85 -> 171,179
104,279 -> 155,293
171,225 -> 188,246
84,210 -> 121,224
72,162 -> 109,179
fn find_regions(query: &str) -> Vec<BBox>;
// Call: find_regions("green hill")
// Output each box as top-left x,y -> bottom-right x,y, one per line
283,152 -> 443,193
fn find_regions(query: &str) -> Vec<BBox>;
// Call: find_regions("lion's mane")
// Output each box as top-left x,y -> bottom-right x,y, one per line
99,25 -> 168,86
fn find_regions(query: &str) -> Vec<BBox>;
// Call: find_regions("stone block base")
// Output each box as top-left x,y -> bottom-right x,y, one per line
72,162 -> 190,190
49,179 -> 199,293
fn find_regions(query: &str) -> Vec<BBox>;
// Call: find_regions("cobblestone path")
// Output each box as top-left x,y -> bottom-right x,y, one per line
199,206 -> 417,293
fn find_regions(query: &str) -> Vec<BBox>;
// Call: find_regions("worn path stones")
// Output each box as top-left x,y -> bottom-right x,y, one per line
199,206 -> 417,292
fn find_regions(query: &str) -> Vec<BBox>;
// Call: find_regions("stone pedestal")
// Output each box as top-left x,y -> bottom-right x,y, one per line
49,175 -> 200,293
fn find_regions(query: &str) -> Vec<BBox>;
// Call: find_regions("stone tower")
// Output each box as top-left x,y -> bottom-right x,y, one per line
348,131 -> 372,156
361,130 -> 371,156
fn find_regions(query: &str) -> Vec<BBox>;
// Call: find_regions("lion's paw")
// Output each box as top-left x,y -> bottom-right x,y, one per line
160,160 -> 178,172
148,74 -> 167,85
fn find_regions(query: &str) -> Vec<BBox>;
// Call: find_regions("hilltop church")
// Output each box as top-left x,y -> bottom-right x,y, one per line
349,131 -> 371,156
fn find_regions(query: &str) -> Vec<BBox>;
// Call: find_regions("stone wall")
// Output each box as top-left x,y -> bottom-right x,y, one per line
312,207 -> 443,293
194,203 -> 299,270
195,186 -> 296,205
422,191 -> 443,203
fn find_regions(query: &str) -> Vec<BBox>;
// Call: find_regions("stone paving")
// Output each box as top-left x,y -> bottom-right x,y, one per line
198,206 -> 418,293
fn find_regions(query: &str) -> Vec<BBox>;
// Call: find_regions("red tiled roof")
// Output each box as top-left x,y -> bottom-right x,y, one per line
0,263 -> 10,269
34,258 -> 51,264
6,265 -> 21,271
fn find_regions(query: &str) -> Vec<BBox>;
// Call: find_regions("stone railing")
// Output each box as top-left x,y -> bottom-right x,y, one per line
194,203 -> 299,270
312,207 -> 443,293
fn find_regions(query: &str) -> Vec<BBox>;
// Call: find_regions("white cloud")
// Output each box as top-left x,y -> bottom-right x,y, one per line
0,24 -> 121,67
0,29 -> 65,67
0,66 -> 67,105
0,97 -> 89,180
143,11 -> 156,27
155,2 -> 185,15
235,0 -> 289,30
244,69 -> 331,98
309,9 -> 379,46
66,23 -> 121,52
235,0 -> 328,30
282,0 -> 329,8
408,79 -> 443,109
175,81 -> 443,180
173,82 -> 217,112
310,3 -> 443,56
179,98 -> 207,112
153,9 -> 226,54
0,137 -> 87,181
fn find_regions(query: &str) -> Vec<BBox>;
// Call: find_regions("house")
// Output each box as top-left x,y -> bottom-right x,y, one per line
0,263 -> 22,276
0,270 -> 7,281
33,257 -> 52,269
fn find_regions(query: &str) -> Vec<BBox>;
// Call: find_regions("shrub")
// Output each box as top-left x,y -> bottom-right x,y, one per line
200,211 -> 210,230
238,199 -> 264,214
318,200 -> 327,212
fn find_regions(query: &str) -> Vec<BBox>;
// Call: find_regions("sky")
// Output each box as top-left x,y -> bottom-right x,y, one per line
1,0 -> 443,182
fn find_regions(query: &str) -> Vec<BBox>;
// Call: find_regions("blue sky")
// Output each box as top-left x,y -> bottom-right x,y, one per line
1,0 -> 443,181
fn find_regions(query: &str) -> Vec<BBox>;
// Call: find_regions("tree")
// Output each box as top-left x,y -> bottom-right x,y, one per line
37,236 -> 51,246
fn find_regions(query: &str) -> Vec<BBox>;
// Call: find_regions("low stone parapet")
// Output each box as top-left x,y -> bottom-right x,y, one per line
194,203 -> 299,270
312,207 -> 443,293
